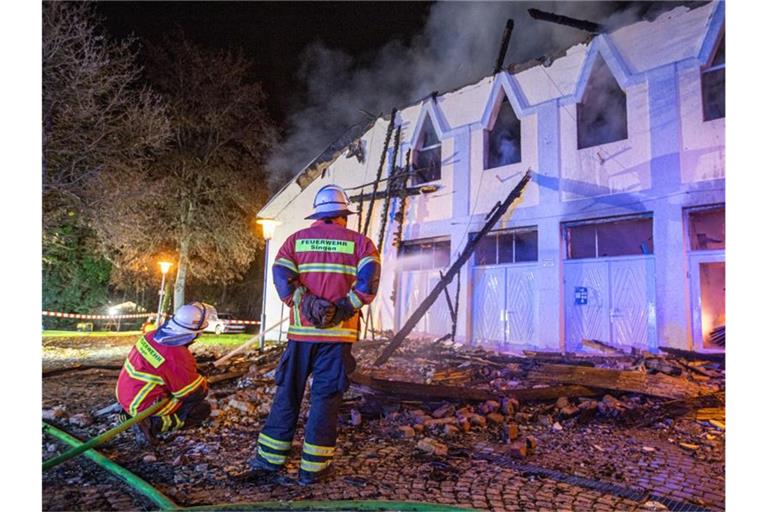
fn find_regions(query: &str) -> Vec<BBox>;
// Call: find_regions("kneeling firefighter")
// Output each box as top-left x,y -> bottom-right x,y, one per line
115,302 -> 215,445
249,184 -> 381,485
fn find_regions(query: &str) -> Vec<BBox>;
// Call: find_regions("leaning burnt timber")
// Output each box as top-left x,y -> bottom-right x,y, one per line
527,8 -> 604,33
493,19 -> 515,75
527,364 -> 705,400
374,170 -> 532,366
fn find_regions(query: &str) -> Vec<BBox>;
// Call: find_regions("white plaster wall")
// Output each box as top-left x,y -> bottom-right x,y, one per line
514,45 -> 587,106
438,77 -> 492,128
679,66 -> 725,183
610,3 -> 717,74
560,80 -> 652,201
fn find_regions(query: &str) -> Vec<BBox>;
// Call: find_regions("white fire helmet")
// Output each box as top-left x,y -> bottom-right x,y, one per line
305,184 -> 357,220
155,302 -> 217,346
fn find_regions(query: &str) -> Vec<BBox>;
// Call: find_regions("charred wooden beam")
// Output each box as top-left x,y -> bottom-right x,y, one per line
494,19 -> 515,74
527,363 -> 705,400
350,372 -> 599,403
623,392 -> 724,427
659,346 -> 725,365
363,109 -> 397,236
349,186 -> 425,203
374,171 -> 532,366
528,8 -> 604,33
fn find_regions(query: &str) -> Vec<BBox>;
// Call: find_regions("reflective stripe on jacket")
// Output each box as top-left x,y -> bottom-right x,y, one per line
273,220 -> 381,342
115,331 -> 208,416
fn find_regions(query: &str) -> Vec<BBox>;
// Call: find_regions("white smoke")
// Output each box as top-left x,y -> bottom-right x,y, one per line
267,1 -> 654,187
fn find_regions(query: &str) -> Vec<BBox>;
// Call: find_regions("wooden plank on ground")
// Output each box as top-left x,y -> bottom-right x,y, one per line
527,363 -> 704,399
350,372 -> 599,402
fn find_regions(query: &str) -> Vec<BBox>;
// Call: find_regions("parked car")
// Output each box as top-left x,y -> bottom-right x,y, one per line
204,312 -> 246,335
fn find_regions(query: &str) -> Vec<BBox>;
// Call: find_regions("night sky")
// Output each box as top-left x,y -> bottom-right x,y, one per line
95,1 -> 434,126
93,1 -> 690,180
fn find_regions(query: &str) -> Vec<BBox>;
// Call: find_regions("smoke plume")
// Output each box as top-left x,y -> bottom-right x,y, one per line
267,1 -> 654,187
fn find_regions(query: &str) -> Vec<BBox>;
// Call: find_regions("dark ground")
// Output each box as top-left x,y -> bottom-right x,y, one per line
42,335 -> 725,511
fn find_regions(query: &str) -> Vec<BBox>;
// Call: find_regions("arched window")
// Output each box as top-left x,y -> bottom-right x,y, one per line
485,96 -> 521,169
702,33 -> 725,121
577,56 -> 628,149
412,115 -> 441,185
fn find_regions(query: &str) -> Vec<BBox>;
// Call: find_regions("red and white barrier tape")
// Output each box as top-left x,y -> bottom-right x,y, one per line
42,311 -> 149,320
42,311 -> 260,324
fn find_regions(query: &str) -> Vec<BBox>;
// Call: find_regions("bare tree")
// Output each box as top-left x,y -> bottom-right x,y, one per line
42,2 -> 170,232
95,33 -> 278,309
42,2 -> 170,313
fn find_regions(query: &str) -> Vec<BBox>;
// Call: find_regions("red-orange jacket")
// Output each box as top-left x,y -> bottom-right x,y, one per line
115,331 -> 207,421
273,220 -> 381,342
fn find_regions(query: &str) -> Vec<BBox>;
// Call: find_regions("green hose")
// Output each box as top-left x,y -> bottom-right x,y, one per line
43,397 -> 170,471
42,422 -> 178,510
184,501 -> 473,511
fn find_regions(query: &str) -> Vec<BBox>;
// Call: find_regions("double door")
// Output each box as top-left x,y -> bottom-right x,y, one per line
564,256 -> 657,351
472,264 -> 539,346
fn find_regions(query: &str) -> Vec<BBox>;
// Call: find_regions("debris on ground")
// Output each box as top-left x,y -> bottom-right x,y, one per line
42,333 -> 725,511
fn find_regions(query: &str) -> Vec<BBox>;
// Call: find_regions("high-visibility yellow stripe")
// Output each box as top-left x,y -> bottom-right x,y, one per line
303,442 -> 335,457
124,361 -> 164,385
347,290 -> 363,309
258,433 -> 291,451
172,375 -> 205,398
300,458 -> 332,472
275,258 -> 298,273
174,414 -> 184,429
288,326 -> 358,338
156,397 -> 180,416
298,263 -> 356,275
161,415 -> 172,432
129,382 -> 156,416
357,256 -> 380,271
259,447 -> 287,465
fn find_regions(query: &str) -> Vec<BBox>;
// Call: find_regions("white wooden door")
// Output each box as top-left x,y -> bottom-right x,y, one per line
471,267 -> 507,345
564,260 -> 611,350
609,257 -> 656,350
504,265 -> 538,345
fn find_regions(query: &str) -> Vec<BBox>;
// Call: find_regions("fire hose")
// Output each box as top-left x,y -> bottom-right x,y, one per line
42,397 -> 170,471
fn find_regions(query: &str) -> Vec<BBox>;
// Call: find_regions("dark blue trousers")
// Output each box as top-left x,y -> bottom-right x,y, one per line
254,341 -> 355,474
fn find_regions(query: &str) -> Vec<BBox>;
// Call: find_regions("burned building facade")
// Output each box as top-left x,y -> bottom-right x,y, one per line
258,3 -> 725,354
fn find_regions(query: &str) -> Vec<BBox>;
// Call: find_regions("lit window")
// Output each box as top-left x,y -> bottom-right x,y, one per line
688,206 -> 725,251
702,34 -> 725,121
485,97 -> 521,169
577,56 -> 628,149
471,228 -> 538,265
565,216 -> 653,259
412,116 -> 441,185
399,239 -> 451,270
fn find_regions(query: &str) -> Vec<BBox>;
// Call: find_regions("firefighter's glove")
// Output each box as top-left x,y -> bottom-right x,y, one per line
301,293 -> 337,328
331,297 -> 357,325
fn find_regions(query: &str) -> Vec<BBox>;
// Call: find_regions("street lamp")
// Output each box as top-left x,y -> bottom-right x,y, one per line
157,261 -> 172,328
256,218 -> 280,350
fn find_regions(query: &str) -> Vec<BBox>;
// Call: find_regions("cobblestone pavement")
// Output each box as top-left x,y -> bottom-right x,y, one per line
43,339 -> 724,511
